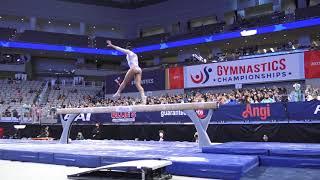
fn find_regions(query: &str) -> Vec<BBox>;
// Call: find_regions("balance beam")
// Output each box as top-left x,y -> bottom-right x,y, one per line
55,102 -> 217,114
55,102 -> 217,148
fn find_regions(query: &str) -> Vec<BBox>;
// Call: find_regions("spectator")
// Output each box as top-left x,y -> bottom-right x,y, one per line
76,132 -> 84,140
92,123 -> 102,140
261,94 -> 275,103
37,126 -> 50,138
194,132 -> 199,143
262,135 -> 269,142
288,83 -> 305,102
159,130 -> 164,142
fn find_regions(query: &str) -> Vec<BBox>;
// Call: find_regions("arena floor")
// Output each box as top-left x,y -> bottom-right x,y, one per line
1,139 -> 320,179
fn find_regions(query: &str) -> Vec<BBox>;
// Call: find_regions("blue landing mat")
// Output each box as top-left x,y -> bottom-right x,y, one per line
0,140 -> 258,179
202,142 -> 320,168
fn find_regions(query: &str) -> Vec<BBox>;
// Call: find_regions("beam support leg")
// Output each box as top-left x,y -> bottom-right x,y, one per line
183,109 -> 212,148
60,114 -> 78,144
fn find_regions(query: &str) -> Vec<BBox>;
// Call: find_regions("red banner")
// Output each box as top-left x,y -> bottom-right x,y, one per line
168,67 -> 184,89
305,50 -> 320,78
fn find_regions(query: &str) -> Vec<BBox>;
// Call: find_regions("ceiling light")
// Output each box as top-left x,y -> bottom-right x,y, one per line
68,23 -> 71,26
264,37 -> 267,40
111,27 -> 115,31
48,21 -> 51,24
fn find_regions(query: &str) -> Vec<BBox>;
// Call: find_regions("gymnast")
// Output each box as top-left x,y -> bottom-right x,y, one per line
107,40 -> 147,104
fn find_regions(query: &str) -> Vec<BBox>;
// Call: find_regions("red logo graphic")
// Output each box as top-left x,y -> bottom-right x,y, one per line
169,67 -> 184,89
196,109 -> 206,119
305,50 -> 320,78
190,66 -> 212,84
242,104 -> 271,120
111,112 -> 136,119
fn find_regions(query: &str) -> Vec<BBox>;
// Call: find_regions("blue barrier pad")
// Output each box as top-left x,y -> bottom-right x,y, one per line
38,152 -> 54,164
260,156 -> 320,168
54,153 -> 101,167
203,142 -> 320,157
2,150 -> 38,162
202,142 -> 269,155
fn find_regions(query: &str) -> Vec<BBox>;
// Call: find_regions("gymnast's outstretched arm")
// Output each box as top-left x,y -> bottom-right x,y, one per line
106,40 -> 131,55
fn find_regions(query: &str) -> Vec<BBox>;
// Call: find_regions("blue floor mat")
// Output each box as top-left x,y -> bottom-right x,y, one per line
260,156 -> 320,168
0,139 -> 258,179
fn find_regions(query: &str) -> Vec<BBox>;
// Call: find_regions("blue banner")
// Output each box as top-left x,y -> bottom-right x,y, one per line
287,100 -> 320,121
65,101 -> 320,125
212,103 -> 288,123
105,69 -> 165,94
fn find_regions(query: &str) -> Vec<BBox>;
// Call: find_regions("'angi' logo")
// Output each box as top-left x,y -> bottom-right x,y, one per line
196,109 -> 206,119
190,66 -> 212,84
242,104 -> 271,120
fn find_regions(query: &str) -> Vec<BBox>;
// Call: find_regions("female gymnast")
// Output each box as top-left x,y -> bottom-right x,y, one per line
106,40 -> 147,104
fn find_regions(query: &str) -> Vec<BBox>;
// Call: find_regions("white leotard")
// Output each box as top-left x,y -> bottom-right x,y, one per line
126,51 -> 139,68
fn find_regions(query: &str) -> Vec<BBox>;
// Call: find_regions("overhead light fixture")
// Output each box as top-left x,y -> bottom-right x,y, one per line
48,21 -> 51,24
93,26 -> 96,29
240,29 -> 257,37
283,34 -> 287,37
226,42 -> 230,45
179,49 -> 183,52
21,18 -> 24,21
0,16 -> 2,19
111,27 -> 115,31
68,23 -> 71,26
263,49 -> 267,53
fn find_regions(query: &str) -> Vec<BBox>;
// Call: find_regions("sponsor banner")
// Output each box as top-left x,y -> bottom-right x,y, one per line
304,50 -> 320,78
287,100 -> 320,120
168,67 -> 184,89
211,103 -> 287,122
70,103 -> 288,124
72,110 -> 191,124
64,102 -> 320,124
105,69 -> 165,94
184,53 -> 305,88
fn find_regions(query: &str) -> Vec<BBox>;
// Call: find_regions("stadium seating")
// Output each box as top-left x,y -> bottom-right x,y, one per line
0,28 -> 16,41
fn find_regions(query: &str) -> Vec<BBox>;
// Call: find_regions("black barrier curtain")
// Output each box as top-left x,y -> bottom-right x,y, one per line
2,123 -> 320,143
209,124 -> 320,143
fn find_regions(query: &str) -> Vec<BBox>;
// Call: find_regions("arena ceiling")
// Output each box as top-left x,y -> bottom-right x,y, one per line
59,0 -> 169,9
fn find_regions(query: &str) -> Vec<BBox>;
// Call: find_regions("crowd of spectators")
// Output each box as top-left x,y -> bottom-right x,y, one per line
56,84 -> 319,109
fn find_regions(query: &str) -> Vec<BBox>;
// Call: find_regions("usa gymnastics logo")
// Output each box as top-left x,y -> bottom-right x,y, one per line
190,66 -> 212,84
